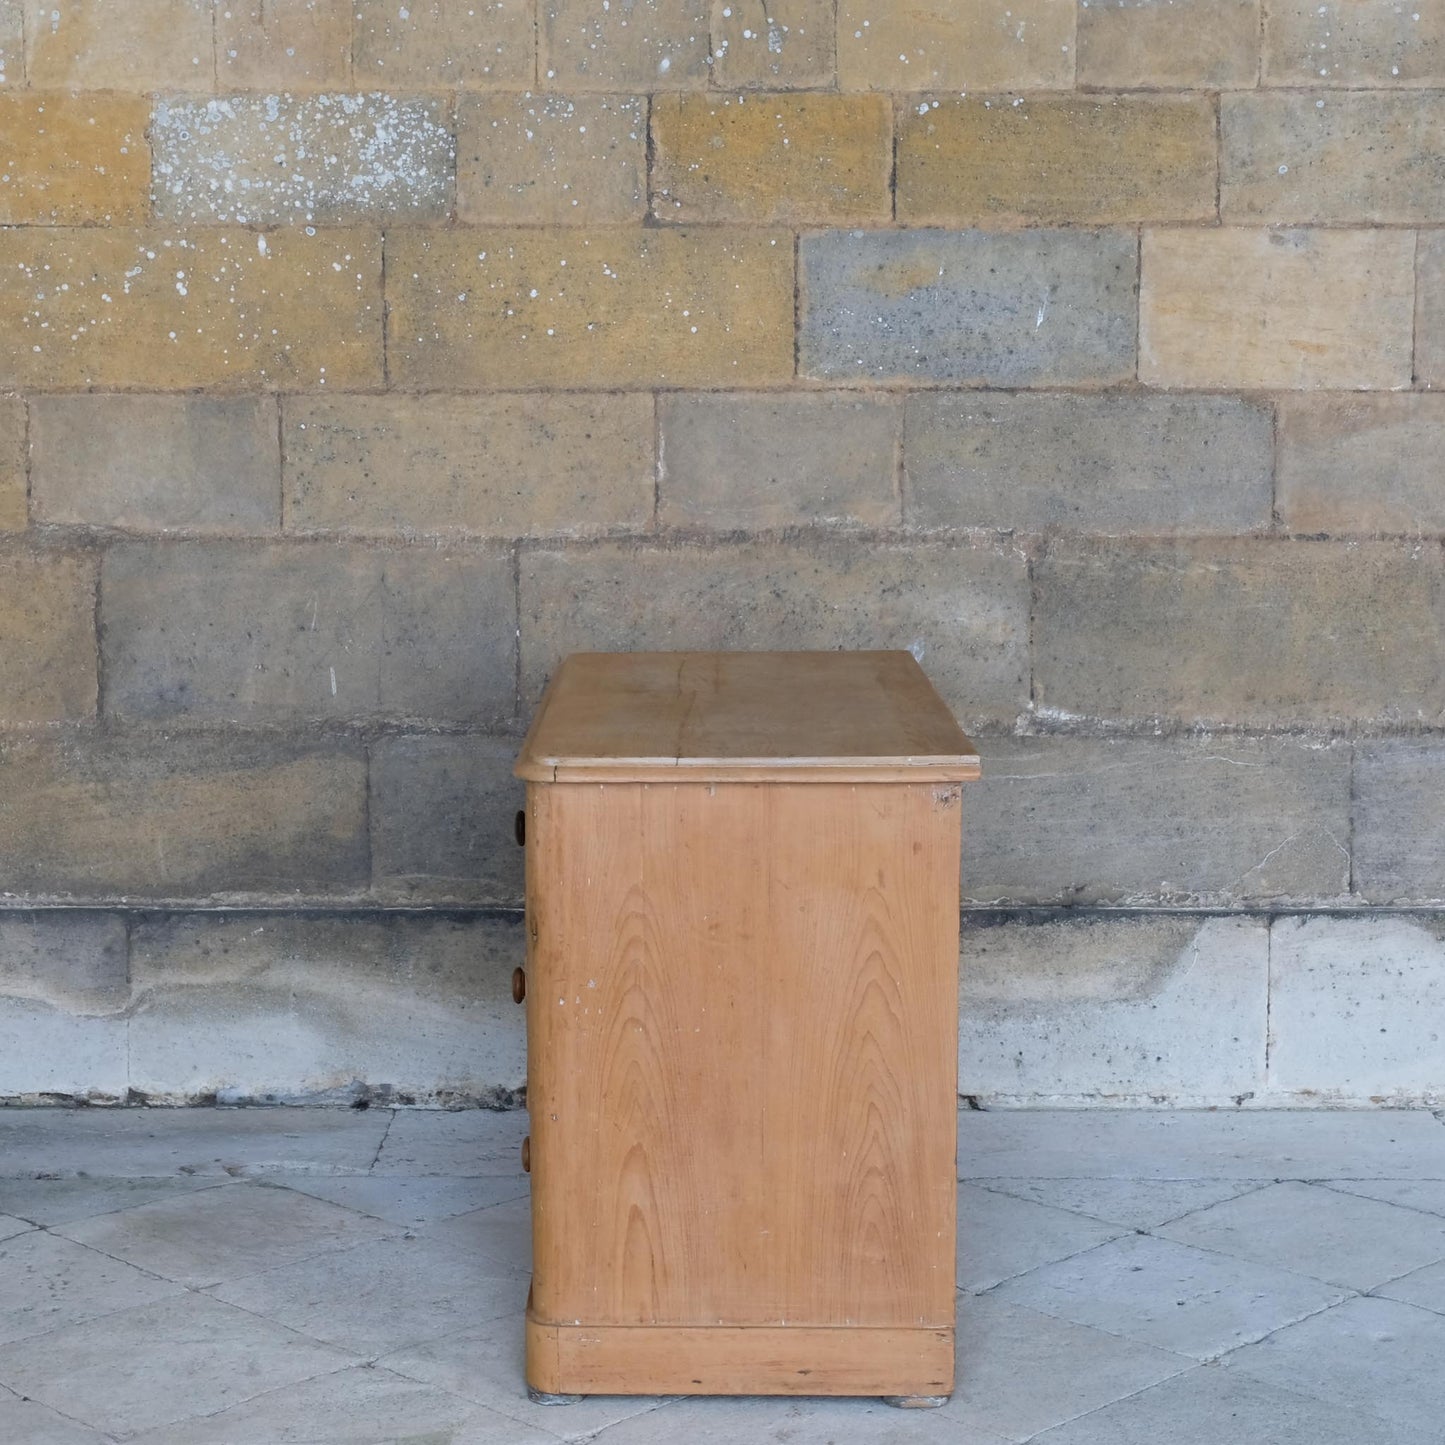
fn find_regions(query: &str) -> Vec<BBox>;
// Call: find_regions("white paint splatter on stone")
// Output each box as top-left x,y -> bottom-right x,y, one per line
150,92 -> 454,225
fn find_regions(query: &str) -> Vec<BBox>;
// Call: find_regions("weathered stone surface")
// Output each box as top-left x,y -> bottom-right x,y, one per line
284,393 -> 653,537
897,95 -> 1216,226
152,94 -> 454,225
1354,740 -> 1445,904
1413,229 -> 1445,388
1223,91 -> 1445,223
1264,0 -> 1445,85
520,537 -> 1030,726
0,2 -> 20,85
0,912 -> 127,1014
1270,916 -> 1445,1102
216,0 -> 353,88
388,227 -> 793,387
1034,539 -> 1445,728
1140,228 -> 1414,389
31,395 -> 280,533
1277,393 -> 1445,534
659,392 -> 898,529
128,913 -> 526,1106
352,0 -> 534,86
457,92 -> 646,224
963,735 -> 1351,907
710,0 -> 834,87
0,228 -> 382,390
370,734 -> 524,905
905,393 -> 1272,535
0,91 -> 148,224
801,228 -> 1136,384
652,93 -> 891,224
24,0 -> 213,89
101,542 -> 516,726
0,396 -> 22,531
1077,0 -> 1259,89
543,0 -> 710,86
837,0 -> 1075,90
0,1000 -> 128,1100
0,549 -> 97,724
0,735 -> 368,899
959,916 -> 1268,1103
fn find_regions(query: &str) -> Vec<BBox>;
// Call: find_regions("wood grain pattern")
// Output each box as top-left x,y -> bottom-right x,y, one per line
525,780 -> 961,1334
526,1311 -> 955,1397
514,651 -> 980,783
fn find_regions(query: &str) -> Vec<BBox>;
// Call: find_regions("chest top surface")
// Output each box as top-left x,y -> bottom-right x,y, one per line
515,650 -> 980,784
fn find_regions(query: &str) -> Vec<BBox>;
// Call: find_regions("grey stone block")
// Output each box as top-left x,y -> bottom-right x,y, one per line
101,541 -> 516,727
799,228 -> 1137,384
370,734 -> 524,906
1269,914 -> 1445,1103
905,392 -> 1272,534
1277,392 -> 1445,534
964,735 -> 1351,907
959,914 -> 1268,1104
659,392 -> 900,531
128,912 -> 526,1107
151,93 -> 454,225
520,537 -> 1030,729
1034,538 -> 1445,728
0,912 -> 126,1014
1355,740 -> 1445,903
0,734 -> 368,900
31,395 -> 281,533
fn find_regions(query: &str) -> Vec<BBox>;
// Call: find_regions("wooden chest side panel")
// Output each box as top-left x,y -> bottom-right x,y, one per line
526,781 -> 960,1330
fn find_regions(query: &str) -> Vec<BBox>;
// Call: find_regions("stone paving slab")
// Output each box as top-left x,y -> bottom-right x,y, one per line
0,1387 -> 112,1445
270,1172 -> 529,1228
956,1183 -> 1125,1292
971,1177 -> 1265,1231
992,1232 -> 1347,1361
378,1310 -> 676,1442
2,1106 -> 1444,1442
1030,1363 -> 1438,1445
1156,1180 -> 1445,1291
0,1106 -> 389,1178
56,1179 -> 401,1288
959,1108 -> 1445,1180
124,1366 -> 558,1445
0,1175 -> 225,1226
211,1234 -> 528,1358
945,1295 -> 1190,1441
1223,1295 -> 1445,1437
0,1293 -> 356,1438
0,1229 -> 182,1345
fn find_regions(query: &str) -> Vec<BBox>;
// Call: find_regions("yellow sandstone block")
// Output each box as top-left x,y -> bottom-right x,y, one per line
0,91 -> 148,225
897,94 -> 1216,226
0,228 -> 383,390
1140,228 -> 1414,390
837,0 -> 1075,91
25,0 -> 213,89
651,93 -> 891,225
387,227 -> 794,387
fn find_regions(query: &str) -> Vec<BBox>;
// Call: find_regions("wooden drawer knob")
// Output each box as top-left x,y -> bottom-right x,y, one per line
521,1136 -> 531,1173
514,810 -> 526,846
512,966 -> 526,1005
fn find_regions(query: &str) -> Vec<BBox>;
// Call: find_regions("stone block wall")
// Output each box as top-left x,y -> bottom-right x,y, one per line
0,0 -> 1441,1106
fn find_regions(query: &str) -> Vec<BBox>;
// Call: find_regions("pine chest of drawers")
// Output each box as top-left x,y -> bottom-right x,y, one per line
513,651 -> 979,1402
